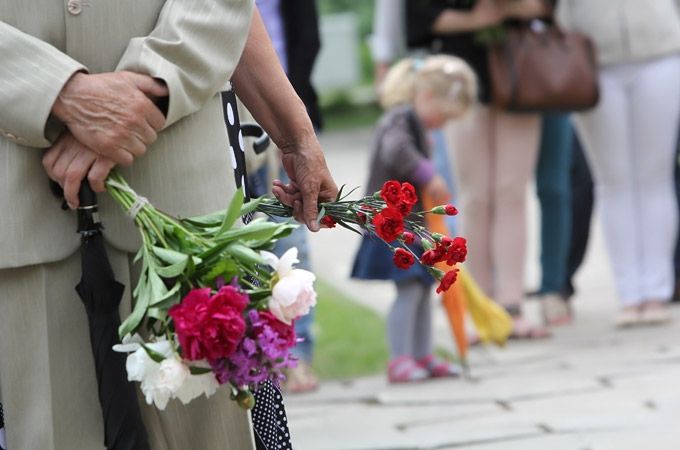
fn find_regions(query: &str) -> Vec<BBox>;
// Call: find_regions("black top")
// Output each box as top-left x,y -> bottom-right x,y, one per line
406,0 -> 492,102
281,0 -> 323,130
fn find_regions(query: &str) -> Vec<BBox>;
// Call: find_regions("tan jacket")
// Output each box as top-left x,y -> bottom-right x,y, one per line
0,0 -> 254,269
557,0 -> 680,66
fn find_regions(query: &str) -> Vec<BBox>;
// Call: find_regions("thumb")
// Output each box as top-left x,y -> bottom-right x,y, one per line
126,72 -> 169,98
301,182 -> 321,232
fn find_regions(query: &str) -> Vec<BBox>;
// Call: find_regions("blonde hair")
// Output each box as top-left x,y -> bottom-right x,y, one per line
380,55 -> 477,117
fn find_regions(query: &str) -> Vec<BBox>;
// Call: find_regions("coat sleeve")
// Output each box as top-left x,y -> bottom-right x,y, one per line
0,22 -> 86,148
115,0 -> 255,128
379,126 -> 434,187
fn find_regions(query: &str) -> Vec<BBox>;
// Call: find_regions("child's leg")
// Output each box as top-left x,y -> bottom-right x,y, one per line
387,279 -> 425,358
412,281 -> 432,360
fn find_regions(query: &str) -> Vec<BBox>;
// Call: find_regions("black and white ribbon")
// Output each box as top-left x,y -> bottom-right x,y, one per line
221,87 -> 293,450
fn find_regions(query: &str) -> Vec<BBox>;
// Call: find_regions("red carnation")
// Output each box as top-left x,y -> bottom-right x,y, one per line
445,237 -> 467,265
400,182 -> 418,205
320,215 -> 337,228
396,200 -> 413,217
380,180 -> 402,207
401,231 -> 415,245
436,269 -> 459,293
444,205 -> 458,215
420,248 -> 445,266
393,248 -> 416,269
372,207 -> 404,242
356,211 -> 367,224
169,286 -> 248,361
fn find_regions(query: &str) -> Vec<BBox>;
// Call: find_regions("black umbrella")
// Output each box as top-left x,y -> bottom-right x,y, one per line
75,182 -> 150,450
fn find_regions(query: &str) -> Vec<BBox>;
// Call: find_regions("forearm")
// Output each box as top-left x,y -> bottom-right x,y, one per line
232,10 -> 316,153
432,9 -> 484,34
501,0 -> 550,19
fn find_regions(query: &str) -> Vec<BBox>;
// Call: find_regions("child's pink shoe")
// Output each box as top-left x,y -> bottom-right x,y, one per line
417,355 -> 461,378
387,356 -> 429,383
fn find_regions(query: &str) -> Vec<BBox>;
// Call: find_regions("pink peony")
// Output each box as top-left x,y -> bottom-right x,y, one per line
169,286 -> 248,361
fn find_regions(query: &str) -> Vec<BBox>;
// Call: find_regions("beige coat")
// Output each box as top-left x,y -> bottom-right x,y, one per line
0,0 -> 253,268
557,0 -> 680,66
0,1 -> 259,449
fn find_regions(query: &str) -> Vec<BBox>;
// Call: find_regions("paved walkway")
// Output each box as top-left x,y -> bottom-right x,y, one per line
284,128 -> 680,450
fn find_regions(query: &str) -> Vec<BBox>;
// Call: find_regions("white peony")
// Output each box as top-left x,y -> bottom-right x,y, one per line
261,247 -> 317,324
175,360 -> 219,405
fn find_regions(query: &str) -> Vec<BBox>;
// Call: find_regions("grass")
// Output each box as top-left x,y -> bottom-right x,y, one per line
312,279 -> 389,380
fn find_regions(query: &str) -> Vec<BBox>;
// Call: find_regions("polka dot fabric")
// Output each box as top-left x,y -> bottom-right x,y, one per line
0,402 -> 6,450
252,383 -> 292,450
221,88 -> 293,450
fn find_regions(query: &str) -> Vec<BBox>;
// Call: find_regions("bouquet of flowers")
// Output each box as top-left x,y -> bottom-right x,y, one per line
107,174 -> 465,410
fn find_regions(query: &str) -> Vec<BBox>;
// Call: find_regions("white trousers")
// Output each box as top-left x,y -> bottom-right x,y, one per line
574,55 -> 680,306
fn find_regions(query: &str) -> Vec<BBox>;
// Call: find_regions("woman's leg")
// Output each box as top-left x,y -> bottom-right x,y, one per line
628,55 -> 680,304
536,113 -> 573,295
445,105 -> 495,296
492,109 -> 541,309
564,131 -> 594,300
574,65 -> 643,307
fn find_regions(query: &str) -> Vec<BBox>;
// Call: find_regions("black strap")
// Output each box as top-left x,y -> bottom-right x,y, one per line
221,88 -> 292,450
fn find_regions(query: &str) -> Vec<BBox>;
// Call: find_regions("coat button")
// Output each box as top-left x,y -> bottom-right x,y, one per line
67,0 -> 82,15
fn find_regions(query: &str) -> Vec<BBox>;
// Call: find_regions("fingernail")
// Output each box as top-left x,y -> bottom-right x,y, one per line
307,220 -> 319,232
68,202 -> 76,210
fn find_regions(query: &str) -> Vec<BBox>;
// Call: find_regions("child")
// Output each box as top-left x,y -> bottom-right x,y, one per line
351,55 -> 477,383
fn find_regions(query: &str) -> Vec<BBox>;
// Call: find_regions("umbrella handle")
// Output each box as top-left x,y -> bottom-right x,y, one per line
77,181 -> 102,234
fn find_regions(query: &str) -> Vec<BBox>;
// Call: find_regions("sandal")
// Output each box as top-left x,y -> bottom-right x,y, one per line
282,361 -> 319,394
540,293 -> 572,326
509,315 -> 551,340
387,356 -> 429,383
417,355 -> 461,378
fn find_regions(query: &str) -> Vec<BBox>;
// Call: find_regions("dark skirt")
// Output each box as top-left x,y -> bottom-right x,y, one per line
351,235 -> 433,285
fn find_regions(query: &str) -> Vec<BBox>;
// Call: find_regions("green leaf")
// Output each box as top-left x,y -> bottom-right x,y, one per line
184,211 -> 226,227
201,259 -> 239,285
149,282 -> 181,306
151,246 -> 189,266
141,343 -> 167,363
339,186 -> 360,201
240,196 -> 264,217
155,259 -> 188,279
120,275 -> 151,337
189,366 -> 213,375
226,243 -> 266,266
335,184 -> 345,202
146,307 -> 169,322
148,269 -> 169,302
219,189 -> 245,235
335,219 -> 363,236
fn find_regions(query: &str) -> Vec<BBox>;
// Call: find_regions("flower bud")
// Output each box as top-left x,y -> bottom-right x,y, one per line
432,204 -> 459,216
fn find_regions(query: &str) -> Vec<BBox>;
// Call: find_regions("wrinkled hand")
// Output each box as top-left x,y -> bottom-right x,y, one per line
424,174 -> 451,205
42,131 -> 116,208
472,0 -> 503,28
273,137 -> 338,231
51,71 -> 167,167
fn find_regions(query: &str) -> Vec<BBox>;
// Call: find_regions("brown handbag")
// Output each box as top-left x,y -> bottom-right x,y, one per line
487,20 -> 600,111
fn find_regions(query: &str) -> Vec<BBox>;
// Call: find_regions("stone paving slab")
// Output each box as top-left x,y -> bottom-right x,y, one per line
285,128 -> 680,449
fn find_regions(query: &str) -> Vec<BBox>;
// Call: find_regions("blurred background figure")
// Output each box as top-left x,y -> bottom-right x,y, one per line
371,0 -> 460,234
557,0 -> 680,327
351,55 -> 477,383
407,0 -> 551,339
533,113 -> 574,326
252,0 -> 323,393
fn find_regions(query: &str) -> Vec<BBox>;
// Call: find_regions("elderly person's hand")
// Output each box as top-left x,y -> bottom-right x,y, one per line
51,71 -> 168,167
42,130 -> 117,208
274,133 -> 338,232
